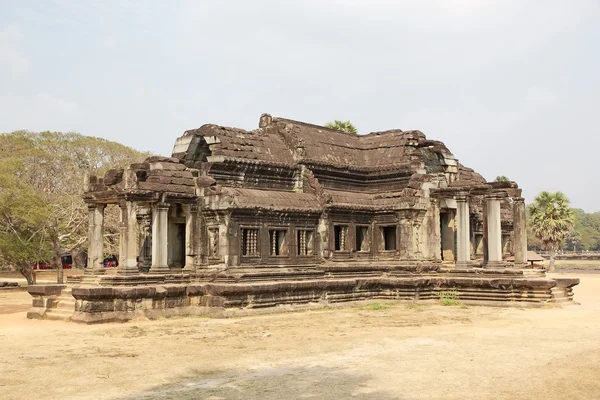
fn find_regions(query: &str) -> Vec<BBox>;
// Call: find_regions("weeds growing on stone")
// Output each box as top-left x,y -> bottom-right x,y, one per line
439,288 -> 461,306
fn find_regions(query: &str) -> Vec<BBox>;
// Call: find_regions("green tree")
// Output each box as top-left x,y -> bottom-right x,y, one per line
528,191 -> 574,271
566,229 -> 582,251
0,158 -> 52,284
494,175 -> 510,182
324,120 -> 358,134
0,131 -> 151,284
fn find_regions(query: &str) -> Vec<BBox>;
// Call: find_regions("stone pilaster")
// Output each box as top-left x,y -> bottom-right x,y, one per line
485,194 -> 504,267
398,211 -> 414,259
513,197 -> 528,266
150,202 -> 170,274
182,204 -> 198,272
455,192 -> 471,267
318,212 -> 330,259
85,204 -> 105,274
431,199 -> 442,261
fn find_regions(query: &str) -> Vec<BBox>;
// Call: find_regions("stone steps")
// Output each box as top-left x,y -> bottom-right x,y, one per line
45,288 -> 75,321
551,287 -> 572,303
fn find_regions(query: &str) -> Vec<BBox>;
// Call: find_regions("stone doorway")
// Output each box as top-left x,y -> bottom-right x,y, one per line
440,211 -> 455,262
168,223 -> 186,269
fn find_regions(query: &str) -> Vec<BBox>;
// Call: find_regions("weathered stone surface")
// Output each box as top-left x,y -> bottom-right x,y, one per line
70,113 -> 579,324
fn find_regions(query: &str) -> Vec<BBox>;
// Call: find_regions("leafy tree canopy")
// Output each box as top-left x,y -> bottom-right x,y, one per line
494,175 -> 510,182
527,191 -> 574,270
0,131 -> 151,283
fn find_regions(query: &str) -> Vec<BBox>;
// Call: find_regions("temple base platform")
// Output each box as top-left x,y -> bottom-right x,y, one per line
26,263 -> 580,324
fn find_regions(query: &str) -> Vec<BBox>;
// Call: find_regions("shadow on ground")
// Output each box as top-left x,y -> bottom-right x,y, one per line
119,365 -> 402,400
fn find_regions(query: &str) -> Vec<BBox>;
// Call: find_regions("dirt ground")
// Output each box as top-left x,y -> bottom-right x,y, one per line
1,273 -> 599,400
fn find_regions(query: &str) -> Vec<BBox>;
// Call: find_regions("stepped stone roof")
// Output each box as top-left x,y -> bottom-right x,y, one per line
173,115 -> 459,176
84,114 -> 512,211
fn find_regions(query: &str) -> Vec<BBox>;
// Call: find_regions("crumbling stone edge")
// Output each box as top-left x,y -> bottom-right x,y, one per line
26,275 -> 580,324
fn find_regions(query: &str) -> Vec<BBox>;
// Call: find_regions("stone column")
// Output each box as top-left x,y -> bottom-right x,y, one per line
432,199 -> 442,261
182,204 -> 197,272
513,197 -> 528,266
455,192 -> 471,267
118,201 -> 139,275
485,194 -> 504,267
86,204 -> 105,274
150,202 -> 170,274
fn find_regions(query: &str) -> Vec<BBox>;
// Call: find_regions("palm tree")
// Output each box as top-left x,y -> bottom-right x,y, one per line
528,191 -> 574,271
324,120 -> 358,134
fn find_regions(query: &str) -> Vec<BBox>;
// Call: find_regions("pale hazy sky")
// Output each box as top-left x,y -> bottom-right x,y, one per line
1,1 -> 599,211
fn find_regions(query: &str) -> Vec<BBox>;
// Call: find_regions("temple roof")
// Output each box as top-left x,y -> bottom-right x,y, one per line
173,115 -> 459,176
84,114 -> 506,209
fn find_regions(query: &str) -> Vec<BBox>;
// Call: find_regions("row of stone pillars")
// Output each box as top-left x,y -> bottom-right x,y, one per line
454,192 -> 527,267
86,201 -> 196,275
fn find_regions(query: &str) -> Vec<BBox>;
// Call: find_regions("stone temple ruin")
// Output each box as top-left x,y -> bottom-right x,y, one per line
28,114 -> 579,323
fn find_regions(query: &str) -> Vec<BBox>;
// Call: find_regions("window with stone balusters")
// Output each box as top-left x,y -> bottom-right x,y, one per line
380,226 -> 397,251
355,226 -> 370,252
334,225 -> 349,251
297,229 -> 315,256
242,228 -> 260,256
269,229 -> 289,256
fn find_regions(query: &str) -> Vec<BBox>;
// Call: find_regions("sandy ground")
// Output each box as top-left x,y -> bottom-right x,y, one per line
0,273 -> 599,400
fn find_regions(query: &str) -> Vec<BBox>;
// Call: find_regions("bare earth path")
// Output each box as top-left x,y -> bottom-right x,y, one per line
1,273 -> 599,400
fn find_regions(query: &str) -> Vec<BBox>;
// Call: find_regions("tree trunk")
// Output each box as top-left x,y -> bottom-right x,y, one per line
17,262 -> 36,285
73,248 -> 86,269
547,251 -> 556,272
51,236 -> 64,284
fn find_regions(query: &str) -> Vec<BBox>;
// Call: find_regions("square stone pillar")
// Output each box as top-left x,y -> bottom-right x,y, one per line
485,194 -> 504,267
117,201 -> 139,275
513,197 -> 528,266
150,202 -> 170,274
182,204 -> 198,272
455,192 -> 471,267
85,204 -> 105,274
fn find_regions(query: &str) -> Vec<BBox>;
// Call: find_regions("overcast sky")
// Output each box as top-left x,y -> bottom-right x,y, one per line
1,1 -> 599,211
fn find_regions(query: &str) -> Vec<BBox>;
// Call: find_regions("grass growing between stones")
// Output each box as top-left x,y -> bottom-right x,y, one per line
438,288 -> 462,306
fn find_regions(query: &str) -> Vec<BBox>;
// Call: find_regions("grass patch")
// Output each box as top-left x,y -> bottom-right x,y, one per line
356,302 -> 394,311
405,302 -> 425,311
439,288 -> 461,306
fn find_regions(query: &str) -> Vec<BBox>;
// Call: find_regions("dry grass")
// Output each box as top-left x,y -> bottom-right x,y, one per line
1,274 -> 599,400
